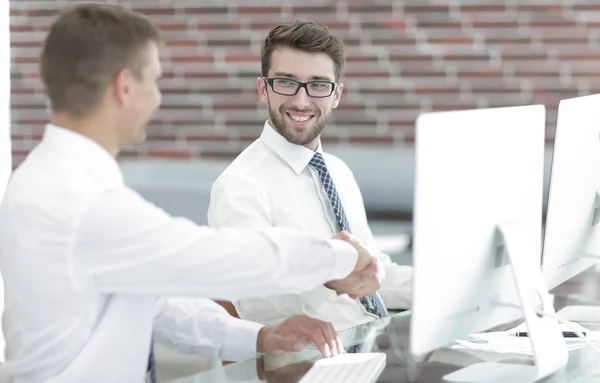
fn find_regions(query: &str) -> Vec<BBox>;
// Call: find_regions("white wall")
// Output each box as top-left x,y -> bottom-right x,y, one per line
0,0 -> 10,362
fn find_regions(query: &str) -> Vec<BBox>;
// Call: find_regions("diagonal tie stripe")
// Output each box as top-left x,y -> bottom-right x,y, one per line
309,153 -> 351,233
308,152 -> 388,318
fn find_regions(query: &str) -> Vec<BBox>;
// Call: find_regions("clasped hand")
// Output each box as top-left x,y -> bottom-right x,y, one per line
327,231 -> 381,298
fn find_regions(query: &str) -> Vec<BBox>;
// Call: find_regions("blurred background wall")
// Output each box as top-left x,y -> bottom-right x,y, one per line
8,1 -> 600,243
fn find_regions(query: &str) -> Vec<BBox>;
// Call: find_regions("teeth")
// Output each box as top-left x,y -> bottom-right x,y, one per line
289,114 -> 311,122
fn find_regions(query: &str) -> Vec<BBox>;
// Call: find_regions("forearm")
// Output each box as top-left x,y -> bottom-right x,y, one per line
153,298 -> 264,362
75,188 -> 358,299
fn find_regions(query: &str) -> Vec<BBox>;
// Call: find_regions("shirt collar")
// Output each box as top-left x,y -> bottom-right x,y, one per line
42,123 -> 124,185
259,120 -> 324,175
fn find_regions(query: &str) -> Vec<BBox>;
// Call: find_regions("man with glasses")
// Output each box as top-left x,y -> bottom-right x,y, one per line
208,20 -> 413,332
0,7 -> 379,382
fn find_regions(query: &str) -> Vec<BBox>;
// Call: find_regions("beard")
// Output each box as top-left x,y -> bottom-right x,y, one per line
267,99 -> 331,147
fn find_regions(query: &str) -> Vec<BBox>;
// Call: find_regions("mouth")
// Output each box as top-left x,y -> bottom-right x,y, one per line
286,112 -> 315,125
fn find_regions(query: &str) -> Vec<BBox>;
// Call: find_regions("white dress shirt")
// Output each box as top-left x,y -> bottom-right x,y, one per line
208,121 -> 413,331
0,124 -> 359,383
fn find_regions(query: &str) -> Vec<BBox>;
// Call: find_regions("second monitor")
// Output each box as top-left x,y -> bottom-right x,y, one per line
410,105 -> 568,382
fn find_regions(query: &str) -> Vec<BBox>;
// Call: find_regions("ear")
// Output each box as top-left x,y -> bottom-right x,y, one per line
256,76 -> 269,104
112,68 -> 135,107
332,82 -> 344,109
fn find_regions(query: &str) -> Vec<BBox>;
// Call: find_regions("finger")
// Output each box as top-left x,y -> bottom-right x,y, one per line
336,336 -> 345,354
357,264 -> 378,278
304,324 -> 331,358
355,251 -> 371,271
334,230 -> 352,241
320,322 -> 339,356
367,256 -> 379,268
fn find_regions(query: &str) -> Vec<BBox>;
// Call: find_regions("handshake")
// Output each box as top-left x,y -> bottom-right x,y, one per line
328,231 -> 381,299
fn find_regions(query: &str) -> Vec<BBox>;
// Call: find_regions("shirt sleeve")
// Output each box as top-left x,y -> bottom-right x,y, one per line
70,186 -> 358,299
208,174 -> 273,229
153,297 -> 264,362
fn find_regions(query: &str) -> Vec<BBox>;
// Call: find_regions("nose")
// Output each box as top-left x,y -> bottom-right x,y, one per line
291,86 -> 311,110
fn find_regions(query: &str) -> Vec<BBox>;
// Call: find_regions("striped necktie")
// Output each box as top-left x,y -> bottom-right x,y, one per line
308,152 -> 388,318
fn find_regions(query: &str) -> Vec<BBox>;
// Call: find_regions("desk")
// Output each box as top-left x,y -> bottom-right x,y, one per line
165,268 -> 600,383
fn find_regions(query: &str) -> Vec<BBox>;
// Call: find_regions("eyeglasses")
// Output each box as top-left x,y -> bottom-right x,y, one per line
263,77 -> 337,98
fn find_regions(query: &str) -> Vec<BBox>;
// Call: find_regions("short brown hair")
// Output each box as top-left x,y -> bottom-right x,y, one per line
40,3 -> 162,117
261,20 -> 346,82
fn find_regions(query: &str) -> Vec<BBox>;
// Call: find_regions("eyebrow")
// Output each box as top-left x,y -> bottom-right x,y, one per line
273,72 -> 333,82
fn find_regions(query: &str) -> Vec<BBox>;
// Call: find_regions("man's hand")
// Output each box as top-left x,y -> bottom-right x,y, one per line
327,231 -> 381,297
257,315 -> 343,358
335,231 -> 374,272
325,256 -> 381,297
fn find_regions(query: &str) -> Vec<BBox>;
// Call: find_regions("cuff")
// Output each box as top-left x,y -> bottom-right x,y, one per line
326,239 -> 358,280
222,318 -> 265,362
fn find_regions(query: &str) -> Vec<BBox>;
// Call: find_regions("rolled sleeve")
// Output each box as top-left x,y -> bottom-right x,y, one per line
154,298 -> 263,362
222,318 -> 264,362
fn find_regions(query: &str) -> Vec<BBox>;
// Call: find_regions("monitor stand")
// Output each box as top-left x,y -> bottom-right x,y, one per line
443,221 -> 569,383
556,195 -> 600,324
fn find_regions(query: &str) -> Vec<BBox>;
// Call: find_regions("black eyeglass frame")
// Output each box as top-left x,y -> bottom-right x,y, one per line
263,77 -> 338,98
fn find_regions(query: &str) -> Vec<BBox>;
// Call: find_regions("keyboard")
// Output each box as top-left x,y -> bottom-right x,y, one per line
298,352 -> 386,383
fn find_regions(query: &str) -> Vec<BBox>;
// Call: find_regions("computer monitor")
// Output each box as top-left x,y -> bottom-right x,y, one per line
409,105 -> 568,382
540,93 -> 600,322
542,93 -> 600,290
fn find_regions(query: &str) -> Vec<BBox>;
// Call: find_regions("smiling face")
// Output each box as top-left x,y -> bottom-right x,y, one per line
257,46 -> 344,151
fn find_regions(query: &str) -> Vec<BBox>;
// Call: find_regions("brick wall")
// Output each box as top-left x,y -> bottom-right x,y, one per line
9,1 -> 600,168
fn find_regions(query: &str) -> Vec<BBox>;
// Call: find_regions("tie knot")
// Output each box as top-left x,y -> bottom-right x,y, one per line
308,152 -> 326,171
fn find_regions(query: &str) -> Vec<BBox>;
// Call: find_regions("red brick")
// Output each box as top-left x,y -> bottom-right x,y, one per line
146,130 -> 178,141
116,149 -> 141,160
362,19 -> 409,29
206,39 -> 252,48
515,5 -> 564,11
131,7 -> 175,16
168,55 -> 215,64
348,5 -> 394,13
237,6 -> 282,14
473,20 -> 520,28
11,40 -> 43,48
404,5 -> 451,13
225,54 -> 260,63
182,131 -> 231,142
146,148 -> 194,159
291,6 -> 337,14
345,71 -> 391,78
182,7 -> 230,15
24,9 -> 58,17
9,0 -> 594,161
10,25 -> 36,32
460,5 -> 507,13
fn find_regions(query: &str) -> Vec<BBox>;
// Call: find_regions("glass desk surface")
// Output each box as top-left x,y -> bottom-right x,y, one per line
166,269 -> 600,383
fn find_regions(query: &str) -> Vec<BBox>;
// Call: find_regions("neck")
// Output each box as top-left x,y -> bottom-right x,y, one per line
303,138 -> 320,152
51,112 -> 120,157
